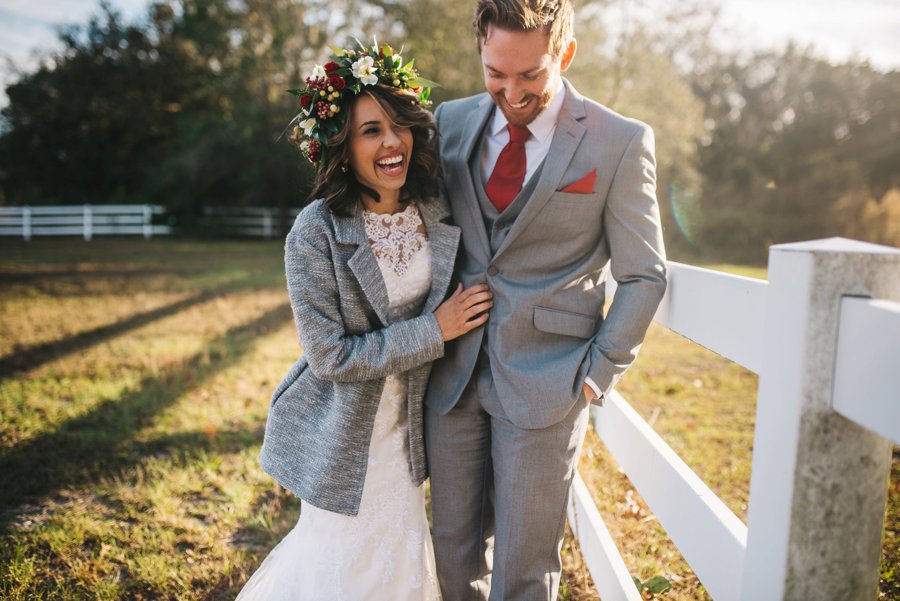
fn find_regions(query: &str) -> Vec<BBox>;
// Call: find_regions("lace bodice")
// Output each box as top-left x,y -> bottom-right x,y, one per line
364,203 -> 431,321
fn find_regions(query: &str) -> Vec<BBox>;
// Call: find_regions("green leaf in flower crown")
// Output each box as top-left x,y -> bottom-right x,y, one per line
402,58 -> 415,71
632,576 -> 643,591
286,89 -> 305,96
380,43 -> 393,58
644,576 -> 671,593
328,43 -> 348,57
407,76 -> 441,89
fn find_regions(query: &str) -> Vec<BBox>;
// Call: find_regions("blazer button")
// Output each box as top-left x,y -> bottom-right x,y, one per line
487,266 -> 499,276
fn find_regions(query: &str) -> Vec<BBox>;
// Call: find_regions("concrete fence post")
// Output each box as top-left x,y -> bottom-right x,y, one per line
740,238 -> 900,600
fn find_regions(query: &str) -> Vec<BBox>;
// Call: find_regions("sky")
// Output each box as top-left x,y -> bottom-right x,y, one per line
0,0 -> 898,99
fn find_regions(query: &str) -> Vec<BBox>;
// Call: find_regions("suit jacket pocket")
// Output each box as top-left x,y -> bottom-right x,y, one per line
533,306 -> 598,339
549,191 -> 596,205
270,356 -> 309,407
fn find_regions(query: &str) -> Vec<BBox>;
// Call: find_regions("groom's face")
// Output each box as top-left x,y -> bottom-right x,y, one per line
480,25 -> 576,127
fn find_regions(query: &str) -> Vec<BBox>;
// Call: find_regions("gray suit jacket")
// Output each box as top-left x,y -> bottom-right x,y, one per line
425,79 -> 667,429
260,197 -> 460,516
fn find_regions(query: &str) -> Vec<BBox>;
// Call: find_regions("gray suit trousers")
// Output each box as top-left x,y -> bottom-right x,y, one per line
426,355 -> 591,601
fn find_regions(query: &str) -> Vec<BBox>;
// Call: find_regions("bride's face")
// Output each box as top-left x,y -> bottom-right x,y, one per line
346,95 -> 414,205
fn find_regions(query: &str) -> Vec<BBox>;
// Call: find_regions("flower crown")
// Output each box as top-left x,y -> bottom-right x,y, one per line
287,40 -> 437,165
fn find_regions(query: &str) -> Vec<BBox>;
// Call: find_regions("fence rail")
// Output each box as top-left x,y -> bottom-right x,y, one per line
0,205 -> 170,240
198,206 -> 300,239
568,238 -> 900,600
832,297 -> 900,442
0,205 -> 302,240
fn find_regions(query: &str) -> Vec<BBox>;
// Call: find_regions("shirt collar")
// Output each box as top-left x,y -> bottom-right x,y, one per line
489,78 -> 567,144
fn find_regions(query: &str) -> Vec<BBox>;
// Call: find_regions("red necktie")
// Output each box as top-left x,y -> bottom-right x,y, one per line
486,124 -> 530,212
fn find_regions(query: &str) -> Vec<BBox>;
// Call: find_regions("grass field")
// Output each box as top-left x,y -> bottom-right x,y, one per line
0,238 -> 896,600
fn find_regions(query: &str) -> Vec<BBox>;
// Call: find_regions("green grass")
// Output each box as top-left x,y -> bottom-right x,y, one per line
0,240 -> 896,600
0,239 -> 299,600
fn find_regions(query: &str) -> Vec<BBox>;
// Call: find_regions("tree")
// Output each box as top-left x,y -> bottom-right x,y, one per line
691,44 -> 900,260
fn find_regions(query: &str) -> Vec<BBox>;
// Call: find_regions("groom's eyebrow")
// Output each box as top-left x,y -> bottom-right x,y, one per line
485,63 -> 546,77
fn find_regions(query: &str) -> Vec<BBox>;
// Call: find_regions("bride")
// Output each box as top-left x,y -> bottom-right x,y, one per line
236,42 -> 492,600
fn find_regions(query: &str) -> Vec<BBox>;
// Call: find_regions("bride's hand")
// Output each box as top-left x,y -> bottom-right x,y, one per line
434,283 -> 492,341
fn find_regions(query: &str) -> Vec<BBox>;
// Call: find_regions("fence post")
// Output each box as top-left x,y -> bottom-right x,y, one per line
23,206 -> 32,241
740,238 -> 900,601
83,204 -> 93,241
143,205 -> 152,239
263,209 -> 273,239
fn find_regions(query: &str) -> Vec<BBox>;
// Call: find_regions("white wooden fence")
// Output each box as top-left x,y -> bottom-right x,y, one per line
568,238 -> 900,600
0,205 -> 171,240
199,206 -> 300,238
0,205 -> 303,240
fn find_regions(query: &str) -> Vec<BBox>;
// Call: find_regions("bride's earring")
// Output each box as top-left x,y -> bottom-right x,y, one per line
340,162 -> 349,173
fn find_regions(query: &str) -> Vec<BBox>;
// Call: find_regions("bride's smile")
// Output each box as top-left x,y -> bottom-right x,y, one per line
348,95 -> 413,206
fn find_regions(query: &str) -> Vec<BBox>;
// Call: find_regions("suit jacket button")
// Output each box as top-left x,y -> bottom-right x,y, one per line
487,266 -> 499,276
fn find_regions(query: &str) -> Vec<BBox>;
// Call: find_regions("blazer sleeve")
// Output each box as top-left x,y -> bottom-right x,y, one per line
286,214 -> 445,383
585,123 -> 667,394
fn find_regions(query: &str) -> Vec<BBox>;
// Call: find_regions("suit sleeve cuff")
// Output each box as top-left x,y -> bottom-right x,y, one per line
583,376 -> 602,400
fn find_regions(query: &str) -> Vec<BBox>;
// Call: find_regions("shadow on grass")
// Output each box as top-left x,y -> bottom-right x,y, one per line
0,302 -> 292,517
0,268 -> 199,285
0,425 -> 271,599
0,280 -> 263,381
204,484 -> 301,600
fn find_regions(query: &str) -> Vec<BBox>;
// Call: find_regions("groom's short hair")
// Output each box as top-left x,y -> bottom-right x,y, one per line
473,0 -> 574,57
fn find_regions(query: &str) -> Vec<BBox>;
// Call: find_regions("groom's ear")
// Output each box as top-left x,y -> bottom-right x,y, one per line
560,38 -> 577,72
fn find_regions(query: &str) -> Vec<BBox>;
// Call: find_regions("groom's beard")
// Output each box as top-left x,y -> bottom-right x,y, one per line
492,88 -> 554,127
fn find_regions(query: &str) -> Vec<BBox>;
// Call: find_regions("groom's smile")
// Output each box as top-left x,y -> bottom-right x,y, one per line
479,24 -> 576,126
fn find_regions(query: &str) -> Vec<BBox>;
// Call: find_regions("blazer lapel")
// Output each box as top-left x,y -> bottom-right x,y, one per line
451,96 -> 494,264
334,204 -> 392,326
493,80 -> 587,261
419,199 -> 461,314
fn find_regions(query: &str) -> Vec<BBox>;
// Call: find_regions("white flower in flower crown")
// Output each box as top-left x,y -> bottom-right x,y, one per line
300,118 -> 317,136
351,56 -> 378,86
300,140 -> 309,152
309,64 -> 327,79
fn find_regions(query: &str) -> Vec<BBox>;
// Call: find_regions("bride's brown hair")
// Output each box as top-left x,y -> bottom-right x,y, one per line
308,84 -> 440,216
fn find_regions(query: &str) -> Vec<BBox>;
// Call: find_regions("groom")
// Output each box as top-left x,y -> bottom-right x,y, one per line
424,0 -> 667,599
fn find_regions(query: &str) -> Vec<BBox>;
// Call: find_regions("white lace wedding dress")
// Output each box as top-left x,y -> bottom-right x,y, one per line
236,203 -> 442,601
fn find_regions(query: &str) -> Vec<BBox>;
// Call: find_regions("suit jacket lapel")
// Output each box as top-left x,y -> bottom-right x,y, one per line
419,199 -> 461,314
493,80 -> 587,261
450,96 -> 494,263
335,204 -> 392,326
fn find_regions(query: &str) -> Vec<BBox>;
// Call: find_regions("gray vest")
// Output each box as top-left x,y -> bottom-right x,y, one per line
469,134 -> 546,416
470,136 -> 545,255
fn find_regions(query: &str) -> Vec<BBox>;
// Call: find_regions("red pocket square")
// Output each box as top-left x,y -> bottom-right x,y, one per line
560,168 -> 597,194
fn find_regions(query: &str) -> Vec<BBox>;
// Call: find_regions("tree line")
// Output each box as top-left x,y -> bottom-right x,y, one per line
1,0 -> 897,262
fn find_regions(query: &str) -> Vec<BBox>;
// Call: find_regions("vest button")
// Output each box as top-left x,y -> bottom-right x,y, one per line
487,266 -> 499,276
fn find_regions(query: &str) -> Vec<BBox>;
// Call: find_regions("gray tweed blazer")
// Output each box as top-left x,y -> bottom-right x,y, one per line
259,197 -> 460,516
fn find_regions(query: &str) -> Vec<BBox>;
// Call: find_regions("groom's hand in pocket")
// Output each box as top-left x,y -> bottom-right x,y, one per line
582,382 -> 595,405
